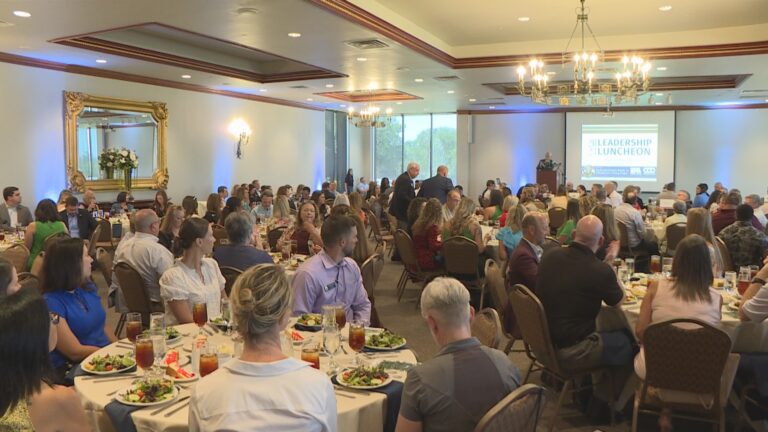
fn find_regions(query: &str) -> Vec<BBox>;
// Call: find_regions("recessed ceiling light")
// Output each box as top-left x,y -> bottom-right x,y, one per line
325,84 -> 334,88
447,90 -> 455,94
656,66 -> 667,71
765,99 -> 768,103
259,88 -> 267,92
469,98 -> 477,102
235,7 -> 260,15
340,104 -> 346,108
414,78 -> 424,82
95,59 -> 107,64
655,102 -> 664,105
517,16 -> 530,22
489,106 -> 496,109
287,32 -> 301,38
181,74 -> 192,79
655,93 -> 664,96
13,11 -> 31,18
396,102 -> 403,105
356,57 -> 367,62
306,98 -> 314,101
658,5 -> 672,11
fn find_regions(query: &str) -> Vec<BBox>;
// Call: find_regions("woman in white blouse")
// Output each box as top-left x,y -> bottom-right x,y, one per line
160,217 -> 226,325
189,264 -> 336,431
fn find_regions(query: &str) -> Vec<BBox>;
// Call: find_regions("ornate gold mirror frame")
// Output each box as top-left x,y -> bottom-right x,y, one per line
64,91 -> 169,192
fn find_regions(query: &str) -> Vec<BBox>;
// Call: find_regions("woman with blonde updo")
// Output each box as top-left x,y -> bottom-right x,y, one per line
189,264 -> 336,431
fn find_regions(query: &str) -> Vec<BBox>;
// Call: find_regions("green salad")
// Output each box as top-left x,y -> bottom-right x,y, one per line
340,366 -> 389,387
142,326 -> 180,341
366,330 -> 406,348
83,354 -> 135,372
296,313 -> 323,327
121,379 -> 175,404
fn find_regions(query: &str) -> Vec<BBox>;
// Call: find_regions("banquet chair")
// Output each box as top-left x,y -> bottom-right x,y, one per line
664,222 -> 687,256
113,262 -> 155,336
360,253 -> 385,328
43,231 -> 70,252
547,207 -> 567,234
618,222 -> 650,263
17,272 -> 39,293
509,284 -> 616,432
631,318 -> 739,432
91,218 -> 114,252
95,247 -> 113,287
471,307 -> 502,350
29,252 -> 44,277
473,384 -> 546,432
267,227 -> 287,252
484,259 -> 516,354
732,354 -> 768,432
219,266 -> 243,297
366,209 -> 393,257
1,243 -> 29,273
443,236 -> 486,308
542,236 -> 561,253
715,237 -> 734,273
212,224 -> 229,248
533,200 -> 546,211
393,229 -> 442,304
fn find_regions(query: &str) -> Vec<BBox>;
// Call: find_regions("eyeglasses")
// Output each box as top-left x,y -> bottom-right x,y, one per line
49,312 -> 60,325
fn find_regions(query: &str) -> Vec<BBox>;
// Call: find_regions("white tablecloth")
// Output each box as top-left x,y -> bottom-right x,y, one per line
480,225 -> 501,265
75,322 -> 416,432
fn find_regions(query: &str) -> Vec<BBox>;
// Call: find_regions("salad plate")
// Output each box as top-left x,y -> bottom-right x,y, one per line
336,366 -> 392,390
115,379 -> 179,407
365,330 -> 407,351
81,353 -> 136,375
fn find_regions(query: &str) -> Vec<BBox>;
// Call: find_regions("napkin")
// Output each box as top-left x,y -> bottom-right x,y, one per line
332,376 -> 404,432
293,323 -> 322,332
104,400 -> 141,432
362,344 -> 408,353
64,364 -> 87,384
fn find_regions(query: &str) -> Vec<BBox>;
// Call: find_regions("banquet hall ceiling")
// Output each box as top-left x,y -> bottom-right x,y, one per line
0,0 -> 766,113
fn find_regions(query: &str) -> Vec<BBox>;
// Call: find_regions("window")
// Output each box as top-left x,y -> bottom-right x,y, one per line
374,114 -> 457,183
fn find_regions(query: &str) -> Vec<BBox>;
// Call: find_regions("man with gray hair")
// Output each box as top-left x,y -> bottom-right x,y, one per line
389,161 -> 420,261
397,277 -> 520,432
110,209 -> 174,312
213,212 -> 272,270
745,193 -> 767,228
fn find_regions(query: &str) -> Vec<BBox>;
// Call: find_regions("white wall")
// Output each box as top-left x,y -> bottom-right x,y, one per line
676,109 -> 768,197
457,108 -> 768,200
347,122 -> 372,182
0,61 -> 325,205
458,113 -> 565,199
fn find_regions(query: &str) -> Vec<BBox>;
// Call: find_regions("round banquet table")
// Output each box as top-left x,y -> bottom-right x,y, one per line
598,290 -> 768,353
75,322 -> 416,432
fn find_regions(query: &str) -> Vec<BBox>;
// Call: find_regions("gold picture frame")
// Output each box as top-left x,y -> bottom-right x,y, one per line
63,91 -> 169,192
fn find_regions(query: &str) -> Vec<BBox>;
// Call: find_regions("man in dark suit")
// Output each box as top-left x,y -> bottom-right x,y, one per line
504,212 -> 548,336
0,186 -> 33,230
417,165 -> 454,204
389,162 -> 420,225
59,196 -> 98,240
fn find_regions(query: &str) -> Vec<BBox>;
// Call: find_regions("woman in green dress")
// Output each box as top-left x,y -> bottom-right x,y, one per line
556,198 -> 581,245
24,199 -> 68,270
482,189 -> 504,222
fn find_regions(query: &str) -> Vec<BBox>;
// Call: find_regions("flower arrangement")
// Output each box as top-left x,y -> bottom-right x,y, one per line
99,148 -> 138,170
98,148 -> 118,170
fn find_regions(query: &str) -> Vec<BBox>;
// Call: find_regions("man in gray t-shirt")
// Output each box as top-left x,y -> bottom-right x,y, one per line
396,278 -> 520,432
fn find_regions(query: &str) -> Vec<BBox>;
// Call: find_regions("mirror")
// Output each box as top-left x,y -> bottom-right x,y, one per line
64,91 -> 169,192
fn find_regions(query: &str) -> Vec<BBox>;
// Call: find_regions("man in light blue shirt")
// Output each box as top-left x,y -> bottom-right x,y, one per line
292,215 -> 371,325
250,191 -> 273,222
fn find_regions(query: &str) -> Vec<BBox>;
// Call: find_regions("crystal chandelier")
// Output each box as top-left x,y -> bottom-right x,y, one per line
347,95 -> 393,128
515,0 -> 651,106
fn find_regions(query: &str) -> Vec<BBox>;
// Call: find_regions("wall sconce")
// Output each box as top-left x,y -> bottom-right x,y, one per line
228,118 -> 252,159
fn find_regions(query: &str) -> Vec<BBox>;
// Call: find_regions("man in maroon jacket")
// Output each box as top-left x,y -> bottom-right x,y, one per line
712,191 -> 764,235
504,212 -> 549,335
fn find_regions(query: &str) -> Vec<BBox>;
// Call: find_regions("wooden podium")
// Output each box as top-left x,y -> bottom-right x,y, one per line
536,169 -> 559,192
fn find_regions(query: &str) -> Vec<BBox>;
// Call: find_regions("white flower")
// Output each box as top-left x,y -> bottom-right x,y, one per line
130,153 -> 137,161
107,162 -> 113,167
120,150 -> 128,157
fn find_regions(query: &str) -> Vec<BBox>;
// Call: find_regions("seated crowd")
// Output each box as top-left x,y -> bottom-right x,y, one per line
2,169 -> 768,432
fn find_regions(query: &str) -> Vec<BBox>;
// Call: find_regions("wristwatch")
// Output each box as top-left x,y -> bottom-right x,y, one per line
751,277 -> 767,285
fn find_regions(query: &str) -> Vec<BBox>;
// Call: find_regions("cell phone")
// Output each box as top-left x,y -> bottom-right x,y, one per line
495,177 -> 501,185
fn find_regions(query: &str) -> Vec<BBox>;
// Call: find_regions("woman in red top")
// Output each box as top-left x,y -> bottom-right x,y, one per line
411,198 -> 444,271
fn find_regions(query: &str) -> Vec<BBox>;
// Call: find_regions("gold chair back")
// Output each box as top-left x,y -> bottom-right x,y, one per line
219,266 -> 243,297
473,384 -> 545,432
2,243 -> 29,274
471,307 -> 502,350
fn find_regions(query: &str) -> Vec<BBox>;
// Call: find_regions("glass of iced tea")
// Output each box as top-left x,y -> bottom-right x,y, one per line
126,312 -> 143,342
192,302 -> 208,336
348,320 -> 366,366
199,342 -> 219,377
334,303 -> 347,329
738,266 -> 752,295
290,240 -> 298,256
301,343 -> 320,370
134,334 -> 154,381
650,255 -> 661,274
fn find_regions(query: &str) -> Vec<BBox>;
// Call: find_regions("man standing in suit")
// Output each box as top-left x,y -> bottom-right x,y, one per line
0,186 -> 33,230
389,162 -> 420,260
417,165 -> 454,204
59,196 -> 98,240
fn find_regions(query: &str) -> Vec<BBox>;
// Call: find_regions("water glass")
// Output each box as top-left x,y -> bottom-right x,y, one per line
662,257 -> 673,276
149,312 -> 164,331
617,266 -> 629,286
323,324 -> 341,376
624,258 -> 635,276
220,298 -> 232,335
149,327 -> 166,377
724,271 -> 737,294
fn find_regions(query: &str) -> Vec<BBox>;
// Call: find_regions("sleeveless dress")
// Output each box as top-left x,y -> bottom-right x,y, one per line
0,402 -> 34,431
26,221 -> 67,269
490,206 -> 503,221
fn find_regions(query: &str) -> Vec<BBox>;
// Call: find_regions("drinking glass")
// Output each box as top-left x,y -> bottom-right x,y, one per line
290,240 -> 298,256
192,302 -> 208,336
134,334 -> 154,381
199,342 -> 219,377
220,298 -> 232,335
738,266 -> 752,295
348,320 -> 366,366
624,258 -> 635,276
650,255 -> 661,274
323,324 -> 341,376
724,271 -> 737,295
282,242 -> 291,260
149,327 -> 166,377
126,312 -> 143,342
307,239 -> 315,256
334,303 -> 347,329
0,232 -> 5,242
149,312 -> 164,331
617,266 -> 629,287
301,343 -> 321,370
322,304 -> 337,328
662,257 -> 673,277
